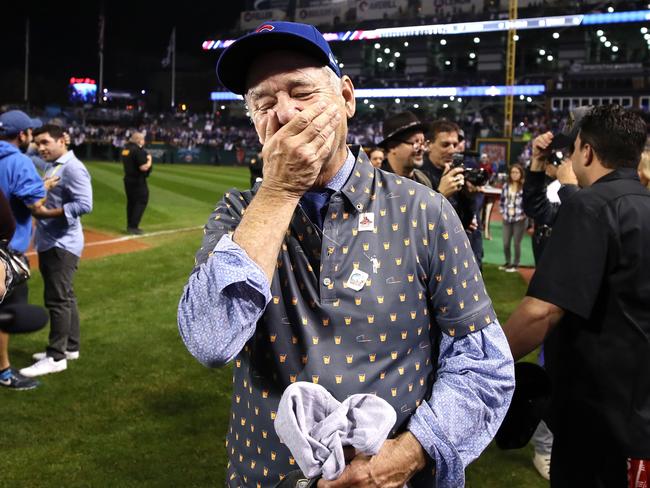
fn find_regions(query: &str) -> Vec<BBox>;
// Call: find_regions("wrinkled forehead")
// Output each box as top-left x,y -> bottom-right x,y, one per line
245,50 -> 330,98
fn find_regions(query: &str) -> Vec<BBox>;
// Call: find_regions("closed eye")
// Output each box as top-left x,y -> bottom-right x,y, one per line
292,91 -> 314,99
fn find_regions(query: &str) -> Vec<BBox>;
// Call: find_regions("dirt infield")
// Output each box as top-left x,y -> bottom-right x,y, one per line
25,229 -> 150,268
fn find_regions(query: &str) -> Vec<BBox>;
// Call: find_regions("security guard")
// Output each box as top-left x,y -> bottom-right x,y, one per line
121,132 -> 152,234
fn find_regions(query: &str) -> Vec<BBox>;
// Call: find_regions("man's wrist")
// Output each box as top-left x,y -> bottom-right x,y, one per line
396,431 -> 427,474
530,158 -> 546,171
257,182 -> 302,206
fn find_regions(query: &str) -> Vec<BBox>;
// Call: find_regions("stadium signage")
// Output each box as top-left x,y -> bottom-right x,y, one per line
240,9 -> 287,29
298,5 -> 344,25
204,9 -> 650,48
421,0 -> 481,16
69,77 -> 96,85
356,0 -> 408,21
210,84 -> 545,101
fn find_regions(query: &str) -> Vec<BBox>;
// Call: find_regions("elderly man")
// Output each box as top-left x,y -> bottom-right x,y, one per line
178,21 -> 514,488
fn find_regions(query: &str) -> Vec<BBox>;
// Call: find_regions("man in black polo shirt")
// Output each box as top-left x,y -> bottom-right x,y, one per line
504,104 -> 650,487
121,131 -> 152,235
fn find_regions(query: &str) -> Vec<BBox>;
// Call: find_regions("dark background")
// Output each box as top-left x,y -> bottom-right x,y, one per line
0,1 -> 242,111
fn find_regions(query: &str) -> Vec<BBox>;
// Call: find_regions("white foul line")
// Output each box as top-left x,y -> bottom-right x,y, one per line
83,225 -> 204,247
24,225 -> 204,257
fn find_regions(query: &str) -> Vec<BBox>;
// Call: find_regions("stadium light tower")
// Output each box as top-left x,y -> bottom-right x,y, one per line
504,0 -> 518,140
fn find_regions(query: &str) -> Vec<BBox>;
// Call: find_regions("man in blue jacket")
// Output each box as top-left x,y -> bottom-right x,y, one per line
0,110 -> 47,390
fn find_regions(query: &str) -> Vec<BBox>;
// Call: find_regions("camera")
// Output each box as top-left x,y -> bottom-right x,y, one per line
548,150 -> 565,166
451,152 -> 490,186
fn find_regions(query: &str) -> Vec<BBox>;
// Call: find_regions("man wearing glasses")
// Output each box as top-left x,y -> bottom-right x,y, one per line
378,112 -> 433,188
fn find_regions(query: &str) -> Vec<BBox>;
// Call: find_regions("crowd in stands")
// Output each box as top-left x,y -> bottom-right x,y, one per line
14,104 -> 557,166
64,111 -> 260,152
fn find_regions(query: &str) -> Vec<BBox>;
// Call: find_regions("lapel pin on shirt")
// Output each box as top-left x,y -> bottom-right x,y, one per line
358,212 -> 375,232
346,269 -> 369,292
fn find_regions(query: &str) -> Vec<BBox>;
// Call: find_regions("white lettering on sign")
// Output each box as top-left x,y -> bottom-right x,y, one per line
240,9 -> 287,29
357,0 -> 407,20
421,0 -> 483,16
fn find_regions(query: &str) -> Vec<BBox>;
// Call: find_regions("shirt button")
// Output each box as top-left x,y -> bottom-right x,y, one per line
323,278 -> 332,286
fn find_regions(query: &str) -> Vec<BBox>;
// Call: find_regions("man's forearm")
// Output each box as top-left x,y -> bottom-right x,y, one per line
407,321 -> 515,487
31,206 -> 64,219
529,156 -> 545,172
503,296 -> 564,360
232,185 -> 300,283
177,235 -> 270,367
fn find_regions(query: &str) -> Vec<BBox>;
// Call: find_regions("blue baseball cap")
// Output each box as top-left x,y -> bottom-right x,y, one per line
216,21 -> 341,95
0,110 -> 42,136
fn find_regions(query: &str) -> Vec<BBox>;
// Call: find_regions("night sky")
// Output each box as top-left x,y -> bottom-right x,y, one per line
0,1 -> 243,110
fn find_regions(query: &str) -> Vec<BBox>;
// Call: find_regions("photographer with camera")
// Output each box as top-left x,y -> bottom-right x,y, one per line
423,120 -> 488,268
519,116 -> 581,480
504,104 -> 650,486
421,120 -> 464,197
524,118 -> 582,263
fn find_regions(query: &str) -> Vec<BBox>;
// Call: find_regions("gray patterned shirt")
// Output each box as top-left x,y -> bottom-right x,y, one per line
178,147 -> 514,487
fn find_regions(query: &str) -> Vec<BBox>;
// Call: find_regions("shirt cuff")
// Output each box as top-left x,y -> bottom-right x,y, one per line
212,233 -> 272,308
63,203 -> 77,226
408,401 -> 465,487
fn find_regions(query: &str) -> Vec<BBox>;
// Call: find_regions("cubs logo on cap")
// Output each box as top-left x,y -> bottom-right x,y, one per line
256,24 -> 275,33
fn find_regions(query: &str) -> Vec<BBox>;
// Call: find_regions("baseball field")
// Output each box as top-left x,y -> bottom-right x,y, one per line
3,161 -> 545,487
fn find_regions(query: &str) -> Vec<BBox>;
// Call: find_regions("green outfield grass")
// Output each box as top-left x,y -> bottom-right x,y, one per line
2,162 -> 545,487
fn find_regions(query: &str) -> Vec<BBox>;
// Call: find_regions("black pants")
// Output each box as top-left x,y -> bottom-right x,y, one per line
39,248 -> 80,361
124,178 -> 149,229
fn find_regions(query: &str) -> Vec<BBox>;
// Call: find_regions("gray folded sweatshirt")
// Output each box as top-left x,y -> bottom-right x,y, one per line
274,381 -> 397,480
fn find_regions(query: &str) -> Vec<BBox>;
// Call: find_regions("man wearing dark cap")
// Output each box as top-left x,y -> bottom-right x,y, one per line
504,104 -> 650,487
0,110 -> 47,390
378,112 -> 432,188
178,21 -> 514,488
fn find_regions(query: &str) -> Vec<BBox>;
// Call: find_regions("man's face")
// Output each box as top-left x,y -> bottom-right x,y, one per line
34,132 -> 67,162
369,149 -> 384,168
245,51 -> 354,183
389,131 -> 426,169
17,129 -> 33,152
569,134 -> 588,187
428,131 -> 459,169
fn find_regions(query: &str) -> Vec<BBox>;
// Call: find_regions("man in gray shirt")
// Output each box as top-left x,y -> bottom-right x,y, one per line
178,21 -> 514,488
